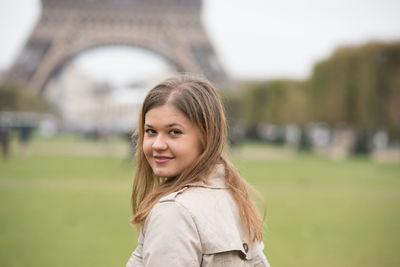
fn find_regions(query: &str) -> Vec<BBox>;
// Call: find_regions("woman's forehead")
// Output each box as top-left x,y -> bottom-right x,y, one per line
144,104 -> 190,126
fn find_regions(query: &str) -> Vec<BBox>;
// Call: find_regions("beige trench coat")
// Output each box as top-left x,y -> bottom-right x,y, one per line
126,165 -> 271,267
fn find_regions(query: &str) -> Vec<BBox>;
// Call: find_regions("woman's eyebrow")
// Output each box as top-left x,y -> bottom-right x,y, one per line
145,123 -> 184,128
166,123 -> 184,128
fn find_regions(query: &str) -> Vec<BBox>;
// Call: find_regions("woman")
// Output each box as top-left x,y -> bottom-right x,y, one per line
126,74 -> 271,267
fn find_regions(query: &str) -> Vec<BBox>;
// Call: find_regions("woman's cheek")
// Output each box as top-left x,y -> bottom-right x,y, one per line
143,139 -> 153,156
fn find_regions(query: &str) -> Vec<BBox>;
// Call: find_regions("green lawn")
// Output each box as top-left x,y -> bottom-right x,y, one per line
0,137 -> 399,266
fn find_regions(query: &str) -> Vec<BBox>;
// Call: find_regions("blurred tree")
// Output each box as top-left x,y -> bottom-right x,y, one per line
380,44 -> 400,138
309,42 -> 400,139
221,90 -> 246,144
228,79 -> 310,139
0,82 -> 52,113
225,41 -> 399,150
263,80 -> 310,125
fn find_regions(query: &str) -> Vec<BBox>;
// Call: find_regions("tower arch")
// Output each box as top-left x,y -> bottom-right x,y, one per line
8,0 -> 228,93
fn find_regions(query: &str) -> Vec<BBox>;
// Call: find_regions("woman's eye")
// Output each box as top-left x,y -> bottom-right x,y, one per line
169,129 -> 182,136
145,129 -> 156,135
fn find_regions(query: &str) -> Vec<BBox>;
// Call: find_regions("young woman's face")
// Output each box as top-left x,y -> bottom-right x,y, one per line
143,104 -> 203,178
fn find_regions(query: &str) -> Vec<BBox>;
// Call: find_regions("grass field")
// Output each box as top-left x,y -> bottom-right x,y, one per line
0,137 -> 399,267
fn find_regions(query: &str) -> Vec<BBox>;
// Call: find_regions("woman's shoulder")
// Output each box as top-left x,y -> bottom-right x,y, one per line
145,176 -> 269,264
154,183 -> 246,250
158,168 -> 232,216
137,186 -> 270,267
152,185 -> 228,223
147,184 -> 222,224
161,181 -> 228,201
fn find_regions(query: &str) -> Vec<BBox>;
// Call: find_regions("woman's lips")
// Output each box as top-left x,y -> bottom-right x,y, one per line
154,155 -> 174,163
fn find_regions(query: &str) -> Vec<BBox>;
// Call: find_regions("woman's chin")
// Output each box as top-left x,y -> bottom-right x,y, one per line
152,168 -> 177,178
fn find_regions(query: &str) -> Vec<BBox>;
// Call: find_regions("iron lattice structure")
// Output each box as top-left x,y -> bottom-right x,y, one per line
8,0 -> 228,93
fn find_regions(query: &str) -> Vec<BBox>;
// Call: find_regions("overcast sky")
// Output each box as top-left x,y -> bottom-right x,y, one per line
0,0 -> 399,83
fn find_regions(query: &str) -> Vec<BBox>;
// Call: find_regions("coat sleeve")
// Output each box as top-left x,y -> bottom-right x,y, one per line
142,201 -> 202,267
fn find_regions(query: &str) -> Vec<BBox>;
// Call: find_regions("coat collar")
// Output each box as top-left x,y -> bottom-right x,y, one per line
185,164 -> 227,189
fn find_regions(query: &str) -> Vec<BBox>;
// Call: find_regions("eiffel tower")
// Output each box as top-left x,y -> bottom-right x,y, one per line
7,0 -> 228,93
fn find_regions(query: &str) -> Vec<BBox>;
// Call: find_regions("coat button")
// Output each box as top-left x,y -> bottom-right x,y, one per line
242,242 -> 249,253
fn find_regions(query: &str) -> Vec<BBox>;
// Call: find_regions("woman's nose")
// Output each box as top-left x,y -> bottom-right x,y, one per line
152,135 -> 167,150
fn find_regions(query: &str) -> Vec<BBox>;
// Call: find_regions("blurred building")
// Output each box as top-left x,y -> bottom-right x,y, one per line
46,64 -> 171,133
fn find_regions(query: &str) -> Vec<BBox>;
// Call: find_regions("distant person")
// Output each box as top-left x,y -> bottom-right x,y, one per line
0,125 -> 11,158
18,125 -> 34,156
126,74 -> 271,266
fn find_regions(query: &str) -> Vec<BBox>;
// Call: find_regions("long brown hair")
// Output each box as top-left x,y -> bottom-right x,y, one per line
131,74 -> 264,242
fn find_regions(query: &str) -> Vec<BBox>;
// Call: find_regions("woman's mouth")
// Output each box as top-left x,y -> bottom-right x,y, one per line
154,155 -> 174,163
